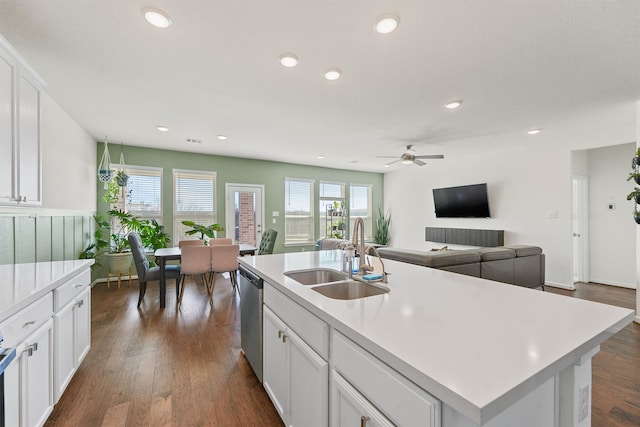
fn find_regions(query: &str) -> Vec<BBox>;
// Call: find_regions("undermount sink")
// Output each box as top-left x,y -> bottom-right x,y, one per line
311,280 -> 390,300
284,268 -> 347,285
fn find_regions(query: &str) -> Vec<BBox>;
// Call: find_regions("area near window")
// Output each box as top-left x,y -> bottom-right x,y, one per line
349,184 -> 372,241
284,178 -> 314,245
173,169 -> 217,244
319,181 -> 346,239
109,164 -> 163,233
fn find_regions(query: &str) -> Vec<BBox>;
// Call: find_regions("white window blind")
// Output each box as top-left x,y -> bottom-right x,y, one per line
110,165 -> 162,221
285,178 -> 314,245
173,169 -> 217,244
349,184 -> 372,241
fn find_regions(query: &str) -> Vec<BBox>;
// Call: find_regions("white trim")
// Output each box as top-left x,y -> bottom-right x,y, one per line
225,183 -> 265,244
172,167 -> 217,176
0,207 -> 95,216
587,279 -> 636,289
544,281 -> 576,290
0,33 -> 46,87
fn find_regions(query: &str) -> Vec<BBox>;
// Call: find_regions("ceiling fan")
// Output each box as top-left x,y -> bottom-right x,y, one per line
377,145 -> 444,166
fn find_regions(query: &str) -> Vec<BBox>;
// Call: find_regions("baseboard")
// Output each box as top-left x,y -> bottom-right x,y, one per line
91,275 -> 138,287
588,279 -> 636,290
635,315 -> 640,325
544,281 -> 575,290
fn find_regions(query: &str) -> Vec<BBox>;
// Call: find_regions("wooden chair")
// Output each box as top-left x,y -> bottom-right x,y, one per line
178,245 -> 212,306
128,232 -> 181,307
208,238 -> 232,245
209,244 -> 240,304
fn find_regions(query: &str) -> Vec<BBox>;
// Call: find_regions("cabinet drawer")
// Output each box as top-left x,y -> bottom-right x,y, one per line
54,269 -> 91,311
332,331 -> 441,427
0,292 -> 53,347
264,283 -> 329,359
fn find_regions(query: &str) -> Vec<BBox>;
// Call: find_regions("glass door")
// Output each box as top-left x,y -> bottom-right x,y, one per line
225,184 -> 264,246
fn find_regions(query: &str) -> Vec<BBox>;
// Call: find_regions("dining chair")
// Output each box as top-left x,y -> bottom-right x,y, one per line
209,244 -> 240,304
209,238 -> 232,246
128,232 -> 182,307
178,245 -> 213,305
178,239 -> 204,248
257,228 -> 278,255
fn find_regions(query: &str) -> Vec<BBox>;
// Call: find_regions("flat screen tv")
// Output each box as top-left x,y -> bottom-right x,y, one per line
432,183 -> 490,218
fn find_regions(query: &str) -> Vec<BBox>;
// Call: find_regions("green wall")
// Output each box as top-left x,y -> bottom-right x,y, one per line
0,214 -> 94,265
97,143 -> 384,253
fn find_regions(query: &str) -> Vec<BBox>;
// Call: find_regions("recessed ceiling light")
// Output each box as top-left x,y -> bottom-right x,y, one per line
324,69 -> 341,81
279,54 -> 299,68
217,135 -> 228,140
383,164 -> 390,168
317,155 -> 325,159
156,125 -> 169,132
375,15 -> 400,34
527,129 -> 542,135
445,100 -> 462,109
142,8 -> 172,28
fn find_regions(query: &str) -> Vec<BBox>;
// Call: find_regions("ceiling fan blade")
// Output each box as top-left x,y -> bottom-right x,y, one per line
414,154 -> 444,159
413,159 -> 426,166
385,159 -> 401,166
375,155 -> 400,159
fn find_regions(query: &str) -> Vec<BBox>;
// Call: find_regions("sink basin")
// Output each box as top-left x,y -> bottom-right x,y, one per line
312,280 -> 390,300
284,268 -> 347,285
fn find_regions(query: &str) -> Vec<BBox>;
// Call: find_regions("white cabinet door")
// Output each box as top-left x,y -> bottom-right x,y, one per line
17,74 -> 40,205
0,50 -> 16,204
289,328 -> 328,427
53,301 -> 74,402
263,306 -> 289,420
4,345 -> 23,427
23,318 -> 54,427
74,287 -> 91,364
331,371 -> 393,427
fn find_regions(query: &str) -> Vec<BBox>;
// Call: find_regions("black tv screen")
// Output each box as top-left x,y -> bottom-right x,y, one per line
433,183 -> 490,218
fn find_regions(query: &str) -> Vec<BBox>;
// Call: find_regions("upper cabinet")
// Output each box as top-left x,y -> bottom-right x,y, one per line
0,35 -> 44,207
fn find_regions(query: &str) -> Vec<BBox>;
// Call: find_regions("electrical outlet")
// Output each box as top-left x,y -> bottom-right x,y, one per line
578,385 -> 589,422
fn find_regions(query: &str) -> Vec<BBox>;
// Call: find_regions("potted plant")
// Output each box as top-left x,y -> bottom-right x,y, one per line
633,210 -> 640,225
374,205 -> 391,245
181,220 -> 226,243
626,172 -> 640,185
627,188 -> 640,205
632,147 -> 640,168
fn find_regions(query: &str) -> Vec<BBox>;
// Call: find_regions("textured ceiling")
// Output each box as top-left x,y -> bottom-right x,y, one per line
1,0 -> 639,172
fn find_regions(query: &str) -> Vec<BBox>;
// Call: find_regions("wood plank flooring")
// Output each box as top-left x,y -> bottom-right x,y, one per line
45,279 -> 638,427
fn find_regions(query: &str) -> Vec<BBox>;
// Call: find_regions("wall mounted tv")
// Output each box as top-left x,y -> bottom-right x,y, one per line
432,183 -> 491,218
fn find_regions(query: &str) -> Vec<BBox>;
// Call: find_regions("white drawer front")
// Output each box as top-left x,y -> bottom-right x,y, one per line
0,292 -> 53,347
54,269 -> 91,311
332,331 -> 441,427
264,283 -> 329,359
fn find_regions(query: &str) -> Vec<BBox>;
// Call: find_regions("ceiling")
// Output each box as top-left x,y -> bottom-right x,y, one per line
1,0 -> 639,172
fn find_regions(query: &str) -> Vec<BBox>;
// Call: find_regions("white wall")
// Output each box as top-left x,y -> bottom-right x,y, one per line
587,143 -> 636,288
384,122 -> 635,288
40,91 -> 96,211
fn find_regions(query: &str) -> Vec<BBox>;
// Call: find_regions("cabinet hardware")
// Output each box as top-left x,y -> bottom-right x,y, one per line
23,343 -> 38,357
75,284 -> 84,288
278,330 -> 284,339
282,334 -> 288,343
360,415 -> 369,427
23,320 -> 37,327
76,300 -> 84,308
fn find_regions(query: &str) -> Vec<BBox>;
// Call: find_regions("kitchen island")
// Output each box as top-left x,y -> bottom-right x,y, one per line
238,250 -> 634,427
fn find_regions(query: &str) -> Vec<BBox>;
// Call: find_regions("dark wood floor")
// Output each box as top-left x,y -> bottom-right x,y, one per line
45,280 -> 638,427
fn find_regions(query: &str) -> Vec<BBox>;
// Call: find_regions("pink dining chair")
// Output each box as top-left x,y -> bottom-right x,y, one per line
208,244 -> 240,304
179,239 -> 204,248
209,238 -> 232,246
178,245 -> 212,305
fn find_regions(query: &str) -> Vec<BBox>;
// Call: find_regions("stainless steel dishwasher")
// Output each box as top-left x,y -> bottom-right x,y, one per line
239,265 -> 264,383
0,331 -> 17,427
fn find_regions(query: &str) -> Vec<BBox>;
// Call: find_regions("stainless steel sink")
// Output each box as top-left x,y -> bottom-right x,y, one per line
284,268 -> 347,285
311,280 -> 390,300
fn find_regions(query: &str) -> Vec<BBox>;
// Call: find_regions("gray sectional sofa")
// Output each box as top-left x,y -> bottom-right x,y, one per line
375,245 -> 545,289
316,238 -> 545,289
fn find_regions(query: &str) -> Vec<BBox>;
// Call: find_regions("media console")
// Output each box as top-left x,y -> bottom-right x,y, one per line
425,227 -> 504,247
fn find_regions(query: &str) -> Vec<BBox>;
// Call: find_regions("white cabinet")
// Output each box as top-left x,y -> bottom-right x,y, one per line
263,287 -> 329,427
0,36 -> 42,206
53,286 -> 91,401
332,331 -> 441,427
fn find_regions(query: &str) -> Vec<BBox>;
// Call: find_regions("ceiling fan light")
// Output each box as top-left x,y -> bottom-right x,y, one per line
401,159 -> 413,165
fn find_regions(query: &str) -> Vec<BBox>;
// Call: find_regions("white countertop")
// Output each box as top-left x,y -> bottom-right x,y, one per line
239,251 -> 635,425
0,259 -> 94,322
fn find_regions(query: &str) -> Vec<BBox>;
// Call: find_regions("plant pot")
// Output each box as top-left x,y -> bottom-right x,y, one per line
634,214 -> 640,225
104,252 -> 133,275
634,176 -> 640,185
634,195 -> 640,205
633,157 -> 640,167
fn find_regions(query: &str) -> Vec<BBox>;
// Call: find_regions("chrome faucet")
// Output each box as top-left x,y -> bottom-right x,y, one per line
352,217 -> 367,274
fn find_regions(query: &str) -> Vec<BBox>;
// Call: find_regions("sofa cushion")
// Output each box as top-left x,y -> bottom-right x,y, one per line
504,245 -> 542,257
475,247 -> 515,261
376,247 -> 480,268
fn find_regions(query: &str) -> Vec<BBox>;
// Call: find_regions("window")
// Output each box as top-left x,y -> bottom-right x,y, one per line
173,169 -> 217,244
349,184 -> 372,241
319,181 -> 346,239
284,178 -> 314,245
109,165 -> 163,222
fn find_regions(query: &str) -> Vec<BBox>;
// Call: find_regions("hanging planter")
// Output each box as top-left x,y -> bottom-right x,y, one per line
633,211 -> 640,225
98,138 -> 113,187
115,144 -> 129,187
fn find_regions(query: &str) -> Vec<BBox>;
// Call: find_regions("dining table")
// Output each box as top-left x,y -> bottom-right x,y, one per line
154,243 -> 257,308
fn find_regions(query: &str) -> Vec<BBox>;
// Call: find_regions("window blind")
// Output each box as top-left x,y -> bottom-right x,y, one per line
285,178 -> 314,244
173,169 -> 217,244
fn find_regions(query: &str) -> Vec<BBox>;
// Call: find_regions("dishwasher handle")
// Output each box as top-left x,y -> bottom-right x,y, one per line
239,266 -> 262,288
